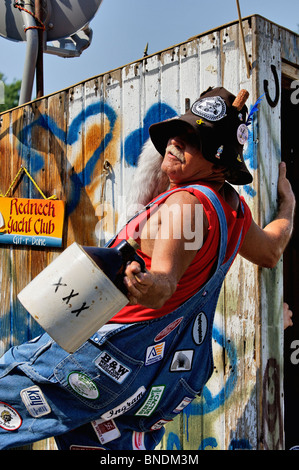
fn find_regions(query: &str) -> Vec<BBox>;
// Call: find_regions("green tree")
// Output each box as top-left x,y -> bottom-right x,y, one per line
0,73 -> 21,113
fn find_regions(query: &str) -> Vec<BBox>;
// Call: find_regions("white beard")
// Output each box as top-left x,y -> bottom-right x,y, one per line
125,139 -> 169,218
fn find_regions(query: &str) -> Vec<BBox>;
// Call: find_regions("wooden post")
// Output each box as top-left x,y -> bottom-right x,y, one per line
236,0 -> 251,79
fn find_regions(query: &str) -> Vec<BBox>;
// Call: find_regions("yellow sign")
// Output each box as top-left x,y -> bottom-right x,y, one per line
0,197 -> 65,247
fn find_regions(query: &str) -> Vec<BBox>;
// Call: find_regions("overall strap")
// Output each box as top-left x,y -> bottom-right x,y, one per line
152,184 -> 243,271
180,184 -> 228,269
220,201 -> 244,272
106,184 -> 229,270
189,186 -> 244,273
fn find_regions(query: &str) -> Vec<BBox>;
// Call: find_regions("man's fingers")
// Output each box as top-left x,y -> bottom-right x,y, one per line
125,261 -> 142,276
279,161 -> 286,178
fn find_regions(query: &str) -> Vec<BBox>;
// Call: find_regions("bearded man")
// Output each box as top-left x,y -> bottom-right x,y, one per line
0,87 -> 295,450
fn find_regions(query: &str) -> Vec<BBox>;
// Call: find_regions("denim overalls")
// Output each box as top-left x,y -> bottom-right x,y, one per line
0,185 -> 243,450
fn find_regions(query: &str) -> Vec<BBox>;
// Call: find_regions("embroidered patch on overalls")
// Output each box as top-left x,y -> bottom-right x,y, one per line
20,386 -> 51,418
170,350 -> 194,372
173,396 -> 193,414
67,372 -> 99,400
135,385 -> 165,416
92,418 -> 121,444
150,418 -> 173,430
154,317 -> 183,342
94,351 -> 131,384
192,312 -> 208,345
132,431 -> 146,450
145,342 -> 165,366
101,386 -> 146,421
0,402 -> 22,431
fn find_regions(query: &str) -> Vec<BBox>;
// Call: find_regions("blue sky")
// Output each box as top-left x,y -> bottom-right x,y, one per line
0,0 -> 299,97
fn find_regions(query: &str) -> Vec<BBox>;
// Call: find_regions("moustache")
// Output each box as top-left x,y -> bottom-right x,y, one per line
166,144 -> 186,163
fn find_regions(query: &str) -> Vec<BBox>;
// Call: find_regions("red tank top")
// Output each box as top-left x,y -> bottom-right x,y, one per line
109,183 -> 252,323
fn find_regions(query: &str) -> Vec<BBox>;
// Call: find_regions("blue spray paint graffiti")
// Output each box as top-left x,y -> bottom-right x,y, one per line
166,326 -> 239,450
167,432 -> 218,450
167,432 -> 181,450
243,108 -> 259,197
16,101 -> 177,214
16,102 -> 117,214
185,326 -> 238,418
67,102 -> 117,214
67,102 -> 117,186
15,98 -> 257,214
229,438 -> 252,450
123,102 -> 177,166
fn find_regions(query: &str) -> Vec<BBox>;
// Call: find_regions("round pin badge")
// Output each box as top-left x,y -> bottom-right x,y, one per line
191,96 -> 226,121
237,124 -> 249,145
68,372 -> 99,400
0,402 -> 22,431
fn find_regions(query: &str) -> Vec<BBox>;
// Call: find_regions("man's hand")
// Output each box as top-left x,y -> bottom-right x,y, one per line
283,302 -> 293,330
277,162 -> 296,210
123,261 -> 154,306
239,162 -> 295,268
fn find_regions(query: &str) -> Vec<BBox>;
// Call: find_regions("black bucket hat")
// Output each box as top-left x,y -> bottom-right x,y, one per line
149,87 -> 253,185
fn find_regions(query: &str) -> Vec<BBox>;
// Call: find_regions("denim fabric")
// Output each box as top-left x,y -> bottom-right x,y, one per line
0,186 -> 242,450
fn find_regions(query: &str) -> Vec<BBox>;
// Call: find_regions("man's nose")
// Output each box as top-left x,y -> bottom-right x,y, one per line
168,136 -> 184,148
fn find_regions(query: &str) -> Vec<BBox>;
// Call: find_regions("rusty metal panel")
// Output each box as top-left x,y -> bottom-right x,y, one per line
0,14 -> 297,450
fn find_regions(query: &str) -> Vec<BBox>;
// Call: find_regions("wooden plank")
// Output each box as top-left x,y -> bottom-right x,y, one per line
47,91 -> 68,202
221,22 -> 243,445
83,76 -> 109,246
220,20 -> 259,450
10,105 -> 32,347
178,39 -> 201,105
121,61 -> 144,223
0,111 -> 13,355
282,62 -> 299,81
100,70 -> 123,245
31,90 -> 69,452
160,46 -> 180,113
280,26 -> 299,66
65,83 -> 85,245
47,90 -> 68,251
199,31 -> 220,90
27,99 -> 49,338
255,15 -> 284,450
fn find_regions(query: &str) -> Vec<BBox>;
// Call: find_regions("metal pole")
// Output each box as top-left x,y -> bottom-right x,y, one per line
35,0 -> 44,98
19,5 -> 39,105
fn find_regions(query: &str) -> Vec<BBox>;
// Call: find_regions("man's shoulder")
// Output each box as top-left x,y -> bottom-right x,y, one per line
162,188 -> 202,207
166,182 -> 242,214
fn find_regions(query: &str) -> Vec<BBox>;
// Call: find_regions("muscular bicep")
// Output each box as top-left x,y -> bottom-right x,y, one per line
150,234 -> 198,285
150,191 -> 207,283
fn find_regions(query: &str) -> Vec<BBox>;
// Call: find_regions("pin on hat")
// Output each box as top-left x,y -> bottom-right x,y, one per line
149,87 -> 259,185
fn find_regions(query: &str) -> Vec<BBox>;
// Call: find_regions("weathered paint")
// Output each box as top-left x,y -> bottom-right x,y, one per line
0,15 -> 298,450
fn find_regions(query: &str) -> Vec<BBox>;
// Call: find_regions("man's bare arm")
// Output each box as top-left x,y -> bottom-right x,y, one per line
239,162 -> 296,268
124,191 -> 207,309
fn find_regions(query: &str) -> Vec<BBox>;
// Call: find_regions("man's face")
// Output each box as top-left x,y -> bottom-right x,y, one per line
161,131 -> 217,185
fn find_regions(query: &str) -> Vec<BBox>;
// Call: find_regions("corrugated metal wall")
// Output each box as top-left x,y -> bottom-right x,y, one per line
0,15 -> 298,450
